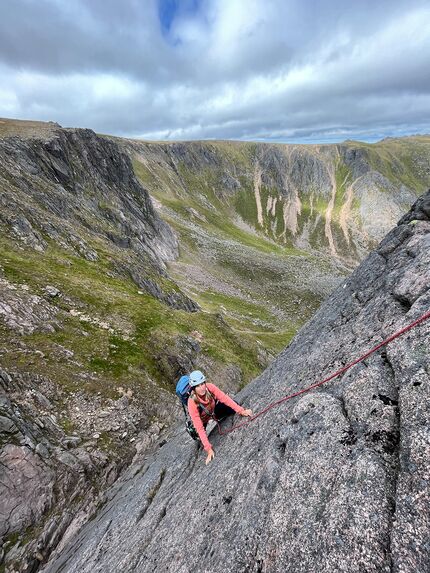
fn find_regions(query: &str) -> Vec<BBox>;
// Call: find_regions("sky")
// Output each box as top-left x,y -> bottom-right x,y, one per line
0,0 -> 430,143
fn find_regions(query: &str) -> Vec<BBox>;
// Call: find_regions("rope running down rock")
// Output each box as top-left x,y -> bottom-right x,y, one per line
216,309 -> 430,436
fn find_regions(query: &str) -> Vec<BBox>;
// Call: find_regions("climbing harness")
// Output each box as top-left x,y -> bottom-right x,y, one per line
216,309 -> 430,436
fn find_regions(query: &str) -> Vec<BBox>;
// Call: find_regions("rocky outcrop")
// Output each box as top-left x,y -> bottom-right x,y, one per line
39,191 -> 430,573
398,189 -> 430,223
0,277 -> 59,335
0,367 -> 175,573
0,120 -> 197,312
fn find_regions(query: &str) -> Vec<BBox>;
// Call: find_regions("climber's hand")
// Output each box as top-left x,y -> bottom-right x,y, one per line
205,448 -> 215,465
241,409 -> 253,417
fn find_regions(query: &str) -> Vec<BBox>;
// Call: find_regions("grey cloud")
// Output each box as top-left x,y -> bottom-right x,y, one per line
0,0 -> 180,83
0,0 -> 422,84
0,0 -> 430,143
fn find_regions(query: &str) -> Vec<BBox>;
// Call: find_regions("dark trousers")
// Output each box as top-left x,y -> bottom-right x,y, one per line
213,401 -> 236,421
201,402 -> 237,433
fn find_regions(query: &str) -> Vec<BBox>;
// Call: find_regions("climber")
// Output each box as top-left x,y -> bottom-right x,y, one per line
187,370 -> 253,465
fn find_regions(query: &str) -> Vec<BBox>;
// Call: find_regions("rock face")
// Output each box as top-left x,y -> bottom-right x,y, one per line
0,367 -> 175,573
39,191 -> 430,573
125,137 -> 429,265
0,119 -> 197,311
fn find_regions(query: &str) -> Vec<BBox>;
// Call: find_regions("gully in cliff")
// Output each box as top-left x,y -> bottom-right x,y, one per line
176,370 -> 252,464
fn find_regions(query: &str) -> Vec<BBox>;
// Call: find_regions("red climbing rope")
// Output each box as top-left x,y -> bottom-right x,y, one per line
217,308 -> 430,436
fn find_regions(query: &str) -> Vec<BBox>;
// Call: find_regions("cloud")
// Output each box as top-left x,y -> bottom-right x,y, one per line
0,0 -> 429,142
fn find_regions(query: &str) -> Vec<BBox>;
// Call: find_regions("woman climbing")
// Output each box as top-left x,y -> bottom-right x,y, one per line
187,370 -> 253,465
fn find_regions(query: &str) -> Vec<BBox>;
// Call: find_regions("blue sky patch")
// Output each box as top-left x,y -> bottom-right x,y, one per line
158,0 -> 202,37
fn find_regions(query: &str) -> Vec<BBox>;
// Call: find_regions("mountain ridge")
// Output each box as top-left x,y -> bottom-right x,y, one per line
124,136 -> 428,262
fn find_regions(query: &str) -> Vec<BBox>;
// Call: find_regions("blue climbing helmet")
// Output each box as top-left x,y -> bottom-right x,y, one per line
175,370 -> 207,406
189,370 -> 206,387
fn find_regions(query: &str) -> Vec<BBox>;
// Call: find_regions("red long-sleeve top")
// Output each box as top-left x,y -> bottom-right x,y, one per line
187,383 -> 245,452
